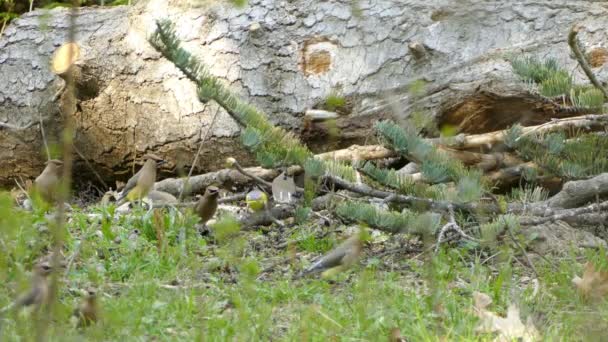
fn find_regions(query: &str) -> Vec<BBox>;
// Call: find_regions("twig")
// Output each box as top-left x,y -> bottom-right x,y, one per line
0,121 -> 38,130
435,205 -> 477,252
376,245 -> 423,258
568,25 -> 608,98
230,159 -> 274,190
506,225 -> 539,278
0,17 -> 7,37
178,106 -> 221,202
218,193 -> 247,203
516,114 -> 608,142
14,178 -> 31,202
51,82 -> 66,102
313,307 -> 344,329
73,145 -> 109,190
63,236 -> 89,277
39,112 -> 51,161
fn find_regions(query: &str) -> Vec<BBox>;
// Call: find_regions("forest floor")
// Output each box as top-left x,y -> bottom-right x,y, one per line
1,193 -> 608,341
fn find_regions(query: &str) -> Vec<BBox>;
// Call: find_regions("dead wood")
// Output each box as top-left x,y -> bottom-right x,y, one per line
568,25 -> 608,98
546,173 -> 608,209
154,167 -> 281,197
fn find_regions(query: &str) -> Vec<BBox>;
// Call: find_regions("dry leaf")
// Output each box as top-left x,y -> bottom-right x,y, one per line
473,291 -> 539,342
572,262 -> 608,299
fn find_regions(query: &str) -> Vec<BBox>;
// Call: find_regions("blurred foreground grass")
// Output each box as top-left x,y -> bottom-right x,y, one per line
1,191 -> 607,341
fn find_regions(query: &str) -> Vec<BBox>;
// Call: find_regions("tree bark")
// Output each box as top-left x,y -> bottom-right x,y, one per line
1,0 -> 607,188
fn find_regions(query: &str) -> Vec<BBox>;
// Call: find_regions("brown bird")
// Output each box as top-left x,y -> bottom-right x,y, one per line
33,159 -> 63,204
195,186 -> 219,226
389,327 -> 407,342
9,262 -> 53,312
301,232 -> 363,278
117,154 -> 164,204
73,288 -> 98,328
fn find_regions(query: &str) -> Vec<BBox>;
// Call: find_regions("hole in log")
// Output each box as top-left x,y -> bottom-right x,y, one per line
587,47 -> 608,68
439,93 -> 561,135
300,38 -> 336,76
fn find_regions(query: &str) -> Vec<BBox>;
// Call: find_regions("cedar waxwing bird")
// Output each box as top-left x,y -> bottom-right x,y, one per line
117,154 -> 164,204
73,288 -> 98,328
8,262 -> 53,312
245,189 -> 268,212
147,190 -> 178,205
301,232 -> 363,278
33,159 -> 63,204
195,186 -> 219,226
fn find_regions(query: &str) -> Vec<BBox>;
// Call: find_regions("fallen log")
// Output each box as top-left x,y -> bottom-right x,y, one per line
4,1 -> 608,187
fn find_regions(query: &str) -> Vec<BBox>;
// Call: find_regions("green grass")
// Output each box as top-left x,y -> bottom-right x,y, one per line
1,191 -> 607,341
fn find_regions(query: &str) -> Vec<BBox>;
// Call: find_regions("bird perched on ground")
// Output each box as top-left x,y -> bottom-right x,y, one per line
195,186 -> 219,226
301,232 -> 363,278
245,188 -> 268,212
33,159 -> 63,205
146,190 -> 178,205
73,288 -> 98,328
3,262 -> 53,313
117,154 -> 164,205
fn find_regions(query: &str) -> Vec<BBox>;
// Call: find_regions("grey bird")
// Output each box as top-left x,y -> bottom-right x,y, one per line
117,154 -> 165,204
146,190 -> 178,205
33,159 -> 63,204
195,186 -> 219,226
301,232 -> 363,278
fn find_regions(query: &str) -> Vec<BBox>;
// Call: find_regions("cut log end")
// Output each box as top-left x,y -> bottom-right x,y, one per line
51,42 -> 81,76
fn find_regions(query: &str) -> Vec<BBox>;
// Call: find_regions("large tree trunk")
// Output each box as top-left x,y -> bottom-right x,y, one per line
1,0 -> 607,189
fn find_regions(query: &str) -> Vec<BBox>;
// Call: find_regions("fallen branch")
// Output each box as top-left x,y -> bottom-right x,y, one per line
520,200 -> 608,225
506,224 -> 539,278
74,145 -> 109,190
437,114 -> 608,150
316,144 -> 397,162
154,166 -> 281,196
323,174 -> 490,213
240,194 -> 331,229
545,173 -> 608,209
435,204 -> 477,252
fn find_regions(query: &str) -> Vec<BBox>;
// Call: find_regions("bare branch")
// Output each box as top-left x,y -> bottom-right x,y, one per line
568,25 -> 608,98
0,121 -> 38,130
546,173 -> 608,209
506,224 -> 539,278
73,145 -> 109,190
435,205 -> 477,252
520,200 -> 608,226
178,106 -> 221,202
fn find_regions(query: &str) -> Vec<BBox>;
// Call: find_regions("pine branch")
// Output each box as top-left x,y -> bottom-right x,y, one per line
324,174 -> 491,213
151,19 -> 317,169
336,201 -> 441,235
